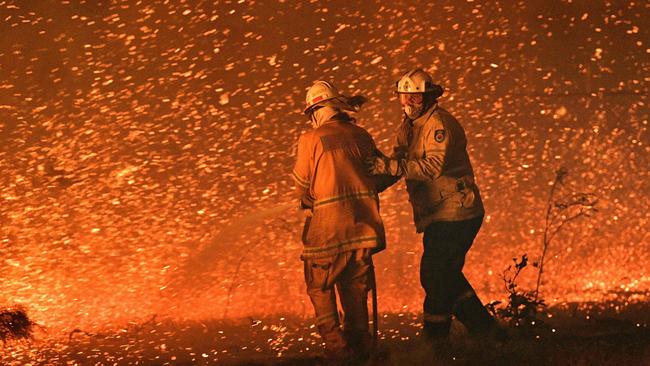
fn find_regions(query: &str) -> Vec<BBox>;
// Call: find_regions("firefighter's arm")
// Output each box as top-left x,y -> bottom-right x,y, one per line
367,132 -> 446,181
292,134 -> 314,209
399,124 -> 448,181
374,173 -> 401,193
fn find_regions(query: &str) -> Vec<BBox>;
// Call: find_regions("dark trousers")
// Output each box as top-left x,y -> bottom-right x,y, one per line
420,216 -> 494,337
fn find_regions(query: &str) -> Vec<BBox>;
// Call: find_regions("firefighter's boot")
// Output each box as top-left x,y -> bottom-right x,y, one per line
422,315 -> 452,358
454,291 -> 507,343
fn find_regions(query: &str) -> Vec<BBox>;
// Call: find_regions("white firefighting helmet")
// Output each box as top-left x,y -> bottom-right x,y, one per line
304,80 -> 340,115
396,68 -> 443,97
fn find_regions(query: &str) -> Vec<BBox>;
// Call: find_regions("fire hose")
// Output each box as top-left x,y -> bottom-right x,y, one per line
370,262 -> 378,350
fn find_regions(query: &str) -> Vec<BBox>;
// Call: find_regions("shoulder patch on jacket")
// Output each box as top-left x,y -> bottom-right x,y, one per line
434,129 -> 446,143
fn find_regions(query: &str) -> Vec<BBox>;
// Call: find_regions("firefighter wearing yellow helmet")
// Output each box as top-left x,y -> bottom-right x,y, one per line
293,80 -> 390,362
367,68 -> 504,347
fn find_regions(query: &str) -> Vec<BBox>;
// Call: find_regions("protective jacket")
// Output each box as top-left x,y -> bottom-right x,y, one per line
293,116 -> 387,259
393,103 -> 484,232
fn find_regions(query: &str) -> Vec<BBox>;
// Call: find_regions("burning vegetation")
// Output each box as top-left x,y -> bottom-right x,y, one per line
0,307 -> 35,345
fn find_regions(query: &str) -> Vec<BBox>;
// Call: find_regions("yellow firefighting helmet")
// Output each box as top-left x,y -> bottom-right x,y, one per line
396,68 -> 444,97
304,81 -> 340,115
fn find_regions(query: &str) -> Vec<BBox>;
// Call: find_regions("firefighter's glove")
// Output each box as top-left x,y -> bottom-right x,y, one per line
366,154 -> 402,176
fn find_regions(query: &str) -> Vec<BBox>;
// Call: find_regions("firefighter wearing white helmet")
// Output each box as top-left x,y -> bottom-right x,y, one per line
396,68 -> 444,119
303,81 -> 366,127
293,80 -> 390,362
366,68 -> 505,347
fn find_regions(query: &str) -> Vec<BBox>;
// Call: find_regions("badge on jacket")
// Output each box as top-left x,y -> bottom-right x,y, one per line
434,129 -> 446,143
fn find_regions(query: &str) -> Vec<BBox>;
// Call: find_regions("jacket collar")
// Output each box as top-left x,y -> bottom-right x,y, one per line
318,114 -> 354,127
411,102 -> 438,127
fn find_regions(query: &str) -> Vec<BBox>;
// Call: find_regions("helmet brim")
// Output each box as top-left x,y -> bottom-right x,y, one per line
396,85 -> 444,99
306,95 -> 343,114
304,96 -> 360,115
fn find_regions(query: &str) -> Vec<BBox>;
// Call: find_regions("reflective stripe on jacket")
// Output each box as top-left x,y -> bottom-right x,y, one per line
394,104 -> 484,232
293,118 -> 386,259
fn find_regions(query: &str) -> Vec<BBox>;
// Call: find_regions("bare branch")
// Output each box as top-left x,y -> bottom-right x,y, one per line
547,209 -> 593,244
534,168 -> 597,301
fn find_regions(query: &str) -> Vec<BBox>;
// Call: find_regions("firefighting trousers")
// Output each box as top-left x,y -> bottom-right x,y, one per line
420,216 -> 494,337
304,249 -> 374,352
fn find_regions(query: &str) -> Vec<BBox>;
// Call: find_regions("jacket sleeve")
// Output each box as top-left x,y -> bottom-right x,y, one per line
375,172 -> 401,193
292,133 -> 314,209
400,120 -> 449,181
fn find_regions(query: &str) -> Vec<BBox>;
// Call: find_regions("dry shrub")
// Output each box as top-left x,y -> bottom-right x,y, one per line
0,306 -> 35,345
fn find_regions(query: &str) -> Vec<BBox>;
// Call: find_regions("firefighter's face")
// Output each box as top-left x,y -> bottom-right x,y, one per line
399,93 -> 425,119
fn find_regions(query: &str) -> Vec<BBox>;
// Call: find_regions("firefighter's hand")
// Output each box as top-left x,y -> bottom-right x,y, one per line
365,155 -> 387,175
365,154 -> 401,176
